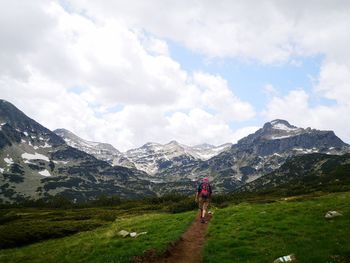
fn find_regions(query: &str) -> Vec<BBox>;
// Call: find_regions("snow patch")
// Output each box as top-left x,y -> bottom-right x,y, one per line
33,146 -> 39,150
272,123 -> 297,131
21,152 -> 50,162
0,122 -> 6,130
39,169 -> 51,177
40,142 -> 51,148
0,167 -> 4,173
23,132 -> 28,136
270,135 -> 293,140
53,160 -> 69,164
4,157 -> 14,165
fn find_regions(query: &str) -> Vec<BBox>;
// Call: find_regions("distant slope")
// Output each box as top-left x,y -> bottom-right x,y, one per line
182,119 -> 350,192
238,153 -> 350,193
54,130 -> 232,175
0,99 -> 154,203
54,128 -> 135,168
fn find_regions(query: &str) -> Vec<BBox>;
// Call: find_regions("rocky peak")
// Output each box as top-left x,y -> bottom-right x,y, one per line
263,119 -> 297,131
192,143 -> 215,150
0,100 -> 64,147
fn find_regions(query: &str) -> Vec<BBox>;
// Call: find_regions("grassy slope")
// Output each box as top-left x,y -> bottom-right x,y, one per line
204,191 -> 350,263
0,211 -> 195,263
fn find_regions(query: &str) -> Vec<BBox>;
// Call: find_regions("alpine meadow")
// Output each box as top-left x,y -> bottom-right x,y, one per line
1,1 -> 350,263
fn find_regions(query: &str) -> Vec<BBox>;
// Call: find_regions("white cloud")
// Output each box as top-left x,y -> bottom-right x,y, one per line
263,84 -> 279,97
315,61 -> 350,106
193,72 -> 256,121
67,1 -> 349,64
0,0 -> 256,151
263,89 -> 350,143
2,0 -> 350,150
142,36 -> 169,56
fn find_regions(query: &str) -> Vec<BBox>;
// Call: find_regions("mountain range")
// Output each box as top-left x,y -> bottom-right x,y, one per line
1,99 -> 349,203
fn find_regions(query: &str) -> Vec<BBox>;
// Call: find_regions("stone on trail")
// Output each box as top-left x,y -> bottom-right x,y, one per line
273,254 -> 296,263
118,230 -> 147,238
118,230 -> 130,237
325,211 -> 343,219
136,231 -> 147,237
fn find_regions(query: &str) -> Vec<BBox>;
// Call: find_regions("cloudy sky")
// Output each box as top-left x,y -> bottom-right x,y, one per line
1,0 -> 350,151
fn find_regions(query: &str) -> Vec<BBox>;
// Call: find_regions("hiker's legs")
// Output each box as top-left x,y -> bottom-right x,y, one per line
202,201 -> 208,218
199,198 -> 204,218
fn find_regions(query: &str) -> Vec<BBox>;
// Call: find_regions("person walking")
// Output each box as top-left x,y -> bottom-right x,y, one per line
195,177 -> 212,223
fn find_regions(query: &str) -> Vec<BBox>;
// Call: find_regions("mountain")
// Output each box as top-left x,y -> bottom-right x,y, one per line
185,143 -> 232,161
152,119 -> 349,192
0,100 -> 154,203
54,129 -> 135,168
125,141 -> 231,175
55,131 -> 232,176
1,99 -> 349,203
238,153 -> 350,193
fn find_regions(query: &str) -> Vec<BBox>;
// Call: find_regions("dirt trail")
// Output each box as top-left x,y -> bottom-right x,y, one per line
156,213 -> 212,263
132,213 -> 211,263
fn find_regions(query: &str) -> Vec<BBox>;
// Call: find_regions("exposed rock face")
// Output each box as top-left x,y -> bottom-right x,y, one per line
237,120 -> 345,157
54,129 -> 232,176
0,99 -> 154,203
1,99 -> 349,203
54,128 -> 135,168
238,153 -> 350,193
152,120 -> 349,193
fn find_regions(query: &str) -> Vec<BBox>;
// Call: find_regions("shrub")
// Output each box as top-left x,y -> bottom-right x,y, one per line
168,197 -> 197,213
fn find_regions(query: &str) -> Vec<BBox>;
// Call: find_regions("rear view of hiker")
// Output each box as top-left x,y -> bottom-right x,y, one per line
195,177 -> 212,223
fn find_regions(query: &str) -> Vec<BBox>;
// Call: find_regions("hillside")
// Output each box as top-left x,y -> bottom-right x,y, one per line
1,99 -> 350,203
0,100 -> 154,203
239,153 -> 350,194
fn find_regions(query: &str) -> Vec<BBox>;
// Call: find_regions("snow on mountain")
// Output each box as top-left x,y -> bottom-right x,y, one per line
55,129 -> 232,175
54,128 -> 135,168
0,99 -> 155,203
21,152 -> 50,162
185,143 -> 232,160
54,129 -> 119,155
4,157 -> 14,165
125,141 -> 190,174
125,140 -> 231,174
38,169 -> 52,177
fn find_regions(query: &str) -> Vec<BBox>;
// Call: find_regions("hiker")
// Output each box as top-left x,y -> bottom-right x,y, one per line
195,177 -> 212,223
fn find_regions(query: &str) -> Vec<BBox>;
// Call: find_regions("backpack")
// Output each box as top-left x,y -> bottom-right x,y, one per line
200,179 -> 210,198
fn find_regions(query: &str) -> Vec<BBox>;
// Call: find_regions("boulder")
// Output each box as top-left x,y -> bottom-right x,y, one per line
325,211 -> 343,219
117,230 -> 129,238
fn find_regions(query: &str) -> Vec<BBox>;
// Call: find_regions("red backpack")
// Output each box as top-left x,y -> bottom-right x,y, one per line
200,178 -> 210,197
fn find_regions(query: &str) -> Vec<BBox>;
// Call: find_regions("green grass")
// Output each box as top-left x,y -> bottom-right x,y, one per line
0,210 -> 195,262
0,207 -> 150,249
0,195 -> 197,249
204,191 -> 350,263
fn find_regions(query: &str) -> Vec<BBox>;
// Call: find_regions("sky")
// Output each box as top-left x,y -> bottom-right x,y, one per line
1,0 -> 350,151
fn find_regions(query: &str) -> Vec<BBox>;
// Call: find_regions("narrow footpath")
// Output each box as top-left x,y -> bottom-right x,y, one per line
157,213 -> 212,263
133,213 -> 212,263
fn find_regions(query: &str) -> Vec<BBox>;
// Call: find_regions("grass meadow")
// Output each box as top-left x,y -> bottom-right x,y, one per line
204,191 -> 350,263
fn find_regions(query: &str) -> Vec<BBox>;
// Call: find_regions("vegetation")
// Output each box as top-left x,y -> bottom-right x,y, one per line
0,211 -> 195,263
1,180 -> 349,262
204,191 -> 350,263
0,194 -> 197,249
